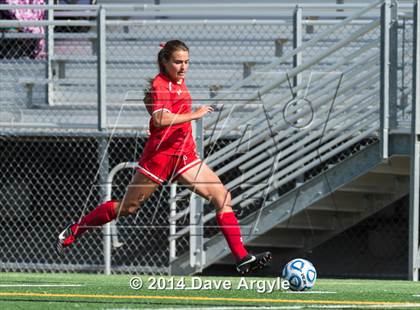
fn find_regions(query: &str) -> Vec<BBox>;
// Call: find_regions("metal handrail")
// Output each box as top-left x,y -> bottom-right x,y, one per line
170,78 -> 381,234
0,1 -> 393,28
236,90 -> 380,182
0,3 -> 386,11
103,161 -> 138,275
203,0 -> 384,130
102,161 -> 179,274
233,70 -> 380,201
171,45 -> 381,204
168,3 -> 384,244
206,49 -> 380,170
240,124 -> 379,206
169,93 -> 380,239
204,19 -> 381,131
170,67 -> 381,233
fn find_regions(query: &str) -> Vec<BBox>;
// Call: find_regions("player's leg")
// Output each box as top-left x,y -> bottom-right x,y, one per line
118,171 -> 160,217
57,172 -> 159,253
176,162 -> 271,274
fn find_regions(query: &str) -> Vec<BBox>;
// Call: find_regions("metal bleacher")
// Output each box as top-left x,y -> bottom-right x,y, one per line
0,1 -> 418,277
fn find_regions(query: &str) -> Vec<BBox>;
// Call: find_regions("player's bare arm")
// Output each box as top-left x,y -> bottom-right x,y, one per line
152,105 -> 214,127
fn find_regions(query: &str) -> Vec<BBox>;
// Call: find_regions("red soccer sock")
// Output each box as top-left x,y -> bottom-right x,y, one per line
216,211 -> 248,261
73,200 -> 118,237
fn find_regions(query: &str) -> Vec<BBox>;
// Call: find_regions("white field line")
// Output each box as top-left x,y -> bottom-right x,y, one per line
109,307 -> 304,310
115,305 -> 420,310
283,291 -> 337,294
0,284 -> 83,287
308,305 -> 420,309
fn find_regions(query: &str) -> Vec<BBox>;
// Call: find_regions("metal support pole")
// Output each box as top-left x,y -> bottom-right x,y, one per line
97,5 -> 110,275
97,6 -> 107,131
336,0 -> 345,20
293,5 -> 305,184
99,137 -> 111,275
190,193 -> 204,270
190,119 -> 205,271
380,0 -> 391,159
389,0 -> 399,130
400,17 -> 408,115
170,182 -> 177,261
409,0 -> 420,281
46,0 -> 54,105
293,5 -> 303,90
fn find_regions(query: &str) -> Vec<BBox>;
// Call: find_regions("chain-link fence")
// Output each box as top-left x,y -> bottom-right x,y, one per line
307,195 -> 408,279
0,2 -> 417,278
397,14 -> 414,128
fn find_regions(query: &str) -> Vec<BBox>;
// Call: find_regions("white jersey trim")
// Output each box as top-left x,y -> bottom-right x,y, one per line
152,108 -> 171,115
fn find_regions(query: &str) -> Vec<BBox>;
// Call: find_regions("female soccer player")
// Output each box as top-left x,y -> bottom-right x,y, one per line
57,40 -> 271,275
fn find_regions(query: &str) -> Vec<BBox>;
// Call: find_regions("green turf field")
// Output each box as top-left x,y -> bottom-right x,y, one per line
1,273 -> 420,309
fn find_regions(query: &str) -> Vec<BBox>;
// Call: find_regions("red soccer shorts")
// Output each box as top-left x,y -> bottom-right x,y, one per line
136,150 -> 201,185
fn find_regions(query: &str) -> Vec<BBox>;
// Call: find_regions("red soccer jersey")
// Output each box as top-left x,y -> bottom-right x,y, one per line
142,73 -> 196,156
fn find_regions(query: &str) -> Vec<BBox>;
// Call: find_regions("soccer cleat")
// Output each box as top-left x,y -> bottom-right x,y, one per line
236,251 -> 272,275
57,223 -> 78,255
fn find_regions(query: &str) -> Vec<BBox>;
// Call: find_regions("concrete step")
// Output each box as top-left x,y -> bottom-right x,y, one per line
371,156 -> 410,176
308,191 -> 368,213
274,210 -> 336,230
338,172 -> 400,194
247,228 -> 305,248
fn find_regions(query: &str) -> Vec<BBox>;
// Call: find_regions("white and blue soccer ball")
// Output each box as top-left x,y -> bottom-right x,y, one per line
282,258 -> 317,291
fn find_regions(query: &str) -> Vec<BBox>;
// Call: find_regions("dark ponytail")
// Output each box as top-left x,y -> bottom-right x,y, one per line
143,78 -> 154,116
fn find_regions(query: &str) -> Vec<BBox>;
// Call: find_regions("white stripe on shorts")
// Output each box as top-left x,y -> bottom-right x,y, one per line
137,165 -> 165,183
172,159 -> 201,180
